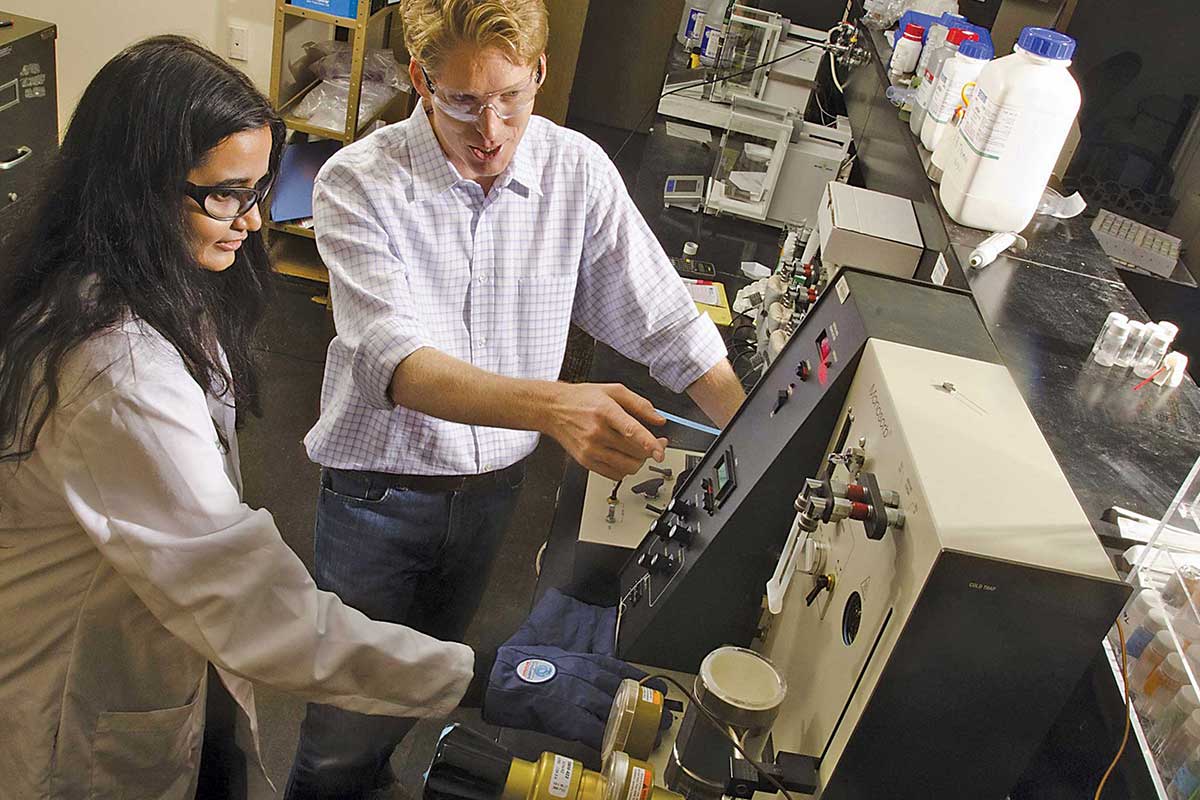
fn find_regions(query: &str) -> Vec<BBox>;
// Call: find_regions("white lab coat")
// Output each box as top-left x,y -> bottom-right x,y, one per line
0,317 -> 474,799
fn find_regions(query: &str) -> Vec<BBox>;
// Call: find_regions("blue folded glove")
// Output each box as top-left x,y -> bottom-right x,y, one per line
505,589 -> 617,655
482,644 -> 667,751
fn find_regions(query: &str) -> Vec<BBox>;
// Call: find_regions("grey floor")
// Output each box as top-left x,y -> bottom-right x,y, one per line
236,279 -> 571,798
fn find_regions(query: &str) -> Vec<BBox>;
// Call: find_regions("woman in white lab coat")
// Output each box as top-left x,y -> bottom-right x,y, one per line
0,36 -> 477,799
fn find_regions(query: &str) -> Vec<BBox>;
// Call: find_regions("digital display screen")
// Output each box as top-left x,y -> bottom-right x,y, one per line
715,457 -> 731,492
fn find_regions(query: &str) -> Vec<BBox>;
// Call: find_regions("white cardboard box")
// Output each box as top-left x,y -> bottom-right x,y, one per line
817,182 -> 924,278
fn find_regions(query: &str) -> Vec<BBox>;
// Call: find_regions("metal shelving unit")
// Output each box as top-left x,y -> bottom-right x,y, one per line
267,0 -> 407,285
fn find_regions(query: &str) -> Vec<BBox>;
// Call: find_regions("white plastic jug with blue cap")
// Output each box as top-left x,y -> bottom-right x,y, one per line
939,27 -> 1081,233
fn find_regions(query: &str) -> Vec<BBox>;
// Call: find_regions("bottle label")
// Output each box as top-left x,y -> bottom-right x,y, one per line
915,66 -> 939,109
685,8 -> 706,39
549,755 -> 575,798
1125,626 -> 1154,659
701,25 -> 721,59
959,87 -> 1021,160
927,64 -> 973,124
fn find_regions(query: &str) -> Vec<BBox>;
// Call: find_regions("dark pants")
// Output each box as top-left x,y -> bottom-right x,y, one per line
284,466 -> 524,799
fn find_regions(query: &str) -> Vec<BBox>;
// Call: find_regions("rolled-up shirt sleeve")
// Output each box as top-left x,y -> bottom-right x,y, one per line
314,159 -> 430,410
61,378 -> 473,718
571,148 -> 728,393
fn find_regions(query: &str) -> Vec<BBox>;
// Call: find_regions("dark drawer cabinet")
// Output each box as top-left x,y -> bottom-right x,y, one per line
0,13 -> 58,249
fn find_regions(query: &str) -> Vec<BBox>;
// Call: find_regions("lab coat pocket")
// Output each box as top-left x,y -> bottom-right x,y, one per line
89,686 -> 205,800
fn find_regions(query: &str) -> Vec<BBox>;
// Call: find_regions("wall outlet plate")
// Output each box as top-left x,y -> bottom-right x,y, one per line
228,25 -> 249,62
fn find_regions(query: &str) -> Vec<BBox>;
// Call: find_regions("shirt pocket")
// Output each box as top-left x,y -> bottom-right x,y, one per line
88,685 -> 205,800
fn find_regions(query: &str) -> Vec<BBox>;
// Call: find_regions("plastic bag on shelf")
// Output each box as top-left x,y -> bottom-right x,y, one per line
292,78 -> 399,132
305,40 -> 410,92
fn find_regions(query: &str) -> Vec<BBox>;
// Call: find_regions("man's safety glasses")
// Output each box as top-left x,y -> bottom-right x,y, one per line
421,62 -> 542,123
184,174 -> 275,221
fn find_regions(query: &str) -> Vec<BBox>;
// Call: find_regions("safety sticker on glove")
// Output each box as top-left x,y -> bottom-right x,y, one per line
516,658 -> 557,684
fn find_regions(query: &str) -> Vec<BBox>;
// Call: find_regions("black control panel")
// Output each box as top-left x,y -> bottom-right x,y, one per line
615,269 -> 1001,671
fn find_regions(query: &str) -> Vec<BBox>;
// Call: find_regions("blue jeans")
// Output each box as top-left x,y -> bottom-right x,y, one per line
284,465 -> 524,799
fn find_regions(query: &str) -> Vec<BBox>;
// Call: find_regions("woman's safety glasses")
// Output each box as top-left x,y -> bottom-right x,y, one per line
184,174 -> 275,221
421,61 -> 543,123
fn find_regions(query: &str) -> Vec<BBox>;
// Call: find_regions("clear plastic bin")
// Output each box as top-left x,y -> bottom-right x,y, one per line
1110,456 -> 1200,796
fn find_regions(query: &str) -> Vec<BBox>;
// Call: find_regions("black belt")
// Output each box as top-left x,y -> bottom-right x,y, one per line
328,460 -> 526,494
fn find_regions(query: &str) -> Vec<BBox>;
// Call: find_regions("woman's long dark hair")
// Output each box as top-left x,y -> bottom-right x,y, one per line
0,35 -> 285,461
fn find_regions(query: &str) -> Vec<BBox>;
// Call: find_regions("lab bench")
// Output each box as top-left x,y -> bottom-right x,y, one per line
508,30 -> 1200,799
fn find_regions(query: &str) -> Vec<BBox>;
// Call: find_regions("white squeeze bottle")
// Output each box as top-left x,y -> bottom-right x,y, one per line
940,27 -> 1081,232
921,40 -> 992,151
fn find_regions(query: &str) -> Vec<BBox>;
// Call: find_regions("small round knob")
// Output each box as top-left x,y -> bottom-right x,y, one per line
667,523 -> 695,546
667,497 -> 693,517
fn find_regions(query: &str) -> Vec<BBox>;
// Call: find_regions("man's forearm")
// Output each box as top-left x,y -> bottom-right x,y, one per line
388,347 -> 561,434
686,360 -> 746,428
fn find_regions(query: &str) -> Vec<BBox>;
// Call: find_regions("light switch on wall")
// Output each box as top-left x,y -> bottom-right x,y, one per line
228,25 -> 249,62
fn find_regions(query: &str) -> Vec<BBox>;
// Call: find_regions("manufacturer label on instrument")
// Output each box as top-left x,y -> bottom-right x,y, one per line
549,755 -> 575,798
932,253 -> 949,285
835,276 -> 850,303
641,685 -> 659,704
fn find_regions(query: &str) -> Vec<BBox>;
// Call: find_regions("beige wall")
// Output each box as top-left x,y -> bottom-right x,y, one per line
3,0 -> 280,135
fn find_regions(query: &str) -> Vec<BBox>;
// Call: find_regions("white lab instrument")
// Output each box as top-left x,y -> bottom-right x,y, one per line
658,10 -> 827,128
761,340 -> 1126,798
702,96 -> 850,230
663,175 -> 707,212
1091,208 -> 1183,278
940,27 -> 1081,232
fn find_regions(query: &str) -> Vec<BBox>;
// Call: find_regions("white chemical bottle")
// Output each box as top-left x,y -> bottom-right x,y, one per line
921,39 -> 992,151
677,4 -> 707,47
889,23 -> 925,77
939,27 -> 1080,232
910,27 -> 977,136
699,0 -> 733,66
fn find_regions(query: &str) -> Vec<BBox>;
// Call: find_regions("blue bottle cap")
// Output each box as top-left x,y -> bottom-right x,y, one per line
1017,26 -> 1076,61
959,40 -> 993,61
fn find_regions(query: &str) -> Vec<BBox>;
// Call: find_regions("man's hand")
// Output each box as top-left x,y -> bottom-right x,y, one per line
544,383 -> 667,480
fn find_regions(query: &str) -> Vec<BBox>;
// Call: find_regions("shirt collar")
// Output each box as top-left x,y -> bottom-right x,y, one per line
407,99 -> 543,201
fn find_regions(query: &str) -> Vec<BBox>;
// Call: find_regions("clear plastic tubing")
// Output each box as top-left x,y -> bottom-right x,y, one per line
1139,652 -> 1189,717
1114,320 -> 1150,368
1091,312 -> 1129,356
1149,685 -> 1200,754
1094,318 -> 1131,367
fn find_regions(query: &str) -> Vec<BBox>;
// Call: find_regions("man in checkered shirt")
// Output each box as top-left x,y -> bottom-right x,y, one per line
288,0 -> 746,795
